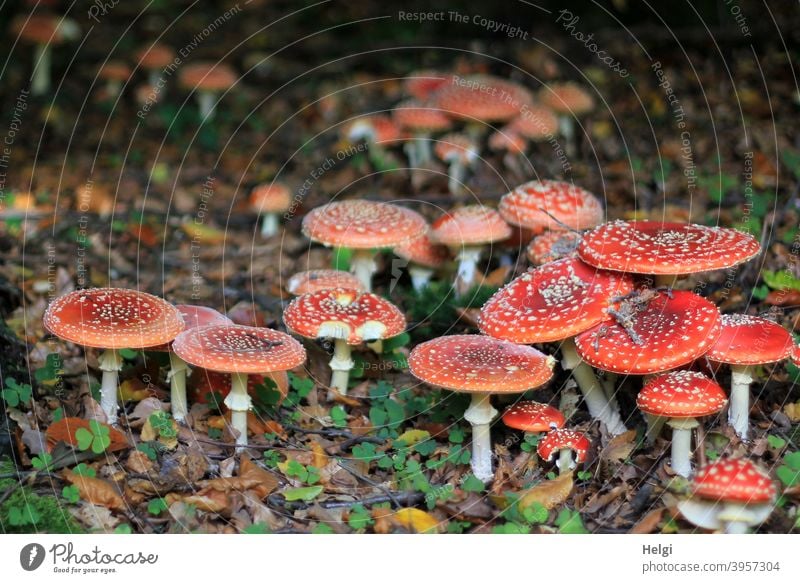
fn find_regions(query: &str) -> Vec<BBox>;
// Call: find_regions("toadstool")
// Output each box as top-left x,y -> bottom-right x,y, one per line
286,269 -> 365,296
499,179 -> 604,235
178,61 -> 238,120
537,428 -> 590,474
249,182 -> 292,238
393,233 -> 450,292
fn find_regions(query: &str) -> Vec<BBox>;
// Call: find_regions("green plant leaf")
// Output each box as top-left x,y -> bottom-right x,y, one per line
283,485 -> 323,502
75,427 -> 94,451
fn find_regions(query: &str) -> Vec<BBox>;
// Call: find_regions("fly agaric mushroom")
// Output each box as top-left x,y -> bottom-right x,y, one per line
577,220 -> 761,287
342,114 -> 404,167
430,205 -> 511,297
13,14 -> 79,95
499,179 -> 604,235
43,288 -> 185,424
249,182 -> 292,237
706,314 -> 794,440
392,100 -> 452,167
480,257 -> 633,435
149,305 -> 232,423
283,288 -> 405,396
488,129 -> 528,179
507,105 -> 560,142
537,428 -> 590,474
526,230 -> 582,265
301,200 -> 427,292
286,269 -> 365,296
98,61 -> 132,99
136,43 -> 175,86
538,83 -> 594,155
435,75 -> 532,127
409,335 -> 555,482
637,371 -> 727,477
404,70 -> 453,101
677,458 -> 776,533
502,401 -> 564,451
172,325 -> 306,448
434,133 -> 479,196
393,233 -> 450,292
178,62 -> 238,120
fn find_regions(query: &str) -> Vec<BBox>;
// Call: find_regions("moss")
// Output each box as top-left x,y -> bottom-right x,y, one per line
0,457 -> 84,534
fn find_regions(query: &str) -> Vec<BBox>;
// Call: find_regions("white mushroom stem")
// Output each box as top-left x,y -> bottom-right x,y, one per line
416,134 -> 432,166
105,79 -> 122,98
560,338 -> 627,436
350,248 -> 377,293
196,91 -> 217,120
167,351 -> 190,423
454,246 -> 483,297
729,364 -> 755,440
463,392 -> 497,483
32,43 -> 51,96
97,349 -> 123,425
678,499 -> 773,533
644,413 -> 667,445
329,338 -> 354,395
667,417 -> 698,478
260,213 -> 279,237
558,115 -> 575,157
556,448 -> 575,474
403,142 -> 419,169
408,265 -> 434,292
224,372 -> 252,450
148,70 -> 161,87
447,159 -> 466,195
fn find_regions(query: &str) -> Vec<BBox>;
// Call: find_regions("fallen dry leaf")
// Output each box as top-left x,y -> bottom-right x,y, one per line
600,430 -> 637,463
518,471 -> 574,510
46,417 -> 129,453
393,508 -> 440,533
630,507 -> 665,534
63,470 -> 126,511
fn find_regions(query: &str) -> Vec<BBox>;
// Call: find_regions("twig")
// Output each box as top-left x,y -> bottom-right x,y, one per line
320,491 -> 426,509
336,460 -> 402,508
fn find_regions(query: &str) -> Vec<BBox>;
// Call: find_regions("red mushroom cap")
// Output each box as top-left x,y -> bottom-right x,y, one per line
508,106 -> 559,140
691,458 -> 776,504
393,100 -> 452,133
792,344 -> 800,366
249,182 -> 292,213
537,429 -> 590,462
302,200 -> 427,249
13,14 -> 66,44
436,75 -> 533,122
488,130 -> 527,154
150,304 -> 233,352
574,290 -> 722,374
502,401 -> 565,432
479,258 -> 634,343
577,220 -> 761,276
706,314 -> 794,366
172,324 -> 306,374
430,205 -> 511,247
179,62 -> 238,91
434,133 -> 479,165
404,70 -> 453,100
539,83 -> 594,116
526,230 -> 583,265
408,335 -> 554,394
136,43 -> 175,70
343,115 -> 403,145
43,288 -> 185,350
283,288 -> 405,345
394,234 -> 450,269
637,370 -> 727,418
286,270 -> 365,295
499,179 -> 604,234
99,61 -> 132,82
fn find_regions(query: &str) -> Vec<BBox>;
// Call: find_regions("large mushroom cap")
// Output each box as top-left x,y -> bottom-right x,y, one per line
302,200 -> 427,249
637,371 -> 727,418
249,182 -> 292,213
172,324 -> 306,374
499,179 -> 604,233
574,290 -> 722,375
286,270 -> 365,295
480,258 -> 634,343
578,220 -> 761,276
13,14 -> 69,44
284,288 -> 405,344
43,288 -> 185,350
691,458 -> 776,504
435,75 -> 533,122
392,100 -> 452,133
508,106 -> 560,140
526,230 -> 583,265
430,205 -> 512,247
179,62 -> 238,91
706,314 -> 794,366
502,401 -> 565,432
537,429 -> 590,462
394,234 -> 450,269
408,335 -> 554,394
539,83 -> 594,116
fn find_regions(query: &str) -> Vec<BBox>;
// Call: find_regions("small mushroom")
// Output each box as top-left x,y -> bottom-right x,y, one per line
435,75 -> 532,134
499,179 -> 604,235
13,14 -> 80,95
409,335 -> 555,482
678,458 -> 776,534
392,99 -> 452,167
526,230 -> 582,266
249,182 -> 292,238
507,105 -> 560,142
637,371 -> 727,477
283,288 -> 405,396
43,288 -> 185,424
286,269 -> 365,296
706,314 -> 794,440
537,428 -> 589,474
393,233 -> 450,292
538,83 -> 594,156
434,133 -> 479,196
172,325 -> 306,448
136,43 -> 175,87
501,401 -> 564,451
178,62 -> 238,120
98,61 -> 132,99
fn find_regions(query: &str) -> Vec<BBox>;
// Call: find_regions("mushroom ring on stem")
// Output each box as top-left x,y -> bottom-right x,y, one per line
409,335 -> 555,483
43,288 -> 185,425
480,257 -> 633,435
537,428 -> 590,474
283,288 -> 405,396
172,325 -> 306,449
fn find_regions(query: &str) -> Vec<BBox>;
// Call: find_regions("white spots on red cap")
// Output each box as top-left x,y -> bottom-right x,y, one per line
499,179 -> 604,233
707,314 -> 793,366
284,288 -> 405,344
480,257 -> 633,343
537,429 -> 590,462
637,370 -> 727,418
527,230 -> 583,266
507,105 -> 559,141
578,220 -> 761,275
435,75 -> 532,122
286,270 -> 365,296
692,458 -> 776,504
430,205 -> 511,247
43,288 -> 185,350
502,401 -> 565,432
393,100 -> 452,133
408,335 -> 554,394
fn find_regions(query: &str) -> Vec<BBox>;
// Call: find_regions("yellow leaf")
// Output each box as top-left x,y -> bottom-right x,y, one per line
395,429 -> 431,446
519,471 -> 574,510
310,441 -> 328,470
181,222 -> 226,245
784,402 -> 800,423
393,508 -> 439,533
